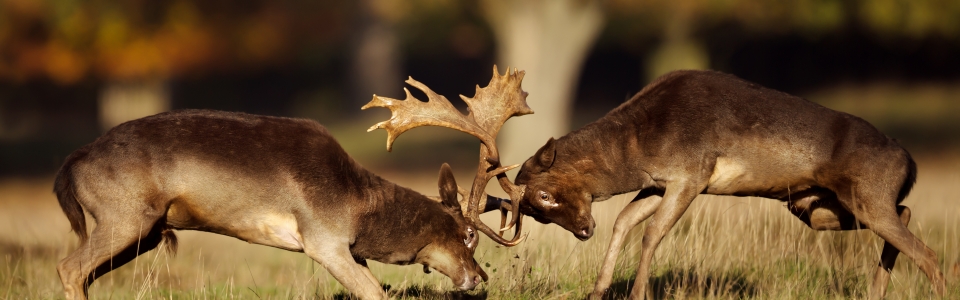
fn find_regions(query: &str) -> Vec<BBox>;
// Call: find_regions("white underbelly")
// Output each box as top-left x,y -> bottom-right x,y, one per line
704,157 -> 816,197
706,157 -> 748,194
239,212 -> 305,251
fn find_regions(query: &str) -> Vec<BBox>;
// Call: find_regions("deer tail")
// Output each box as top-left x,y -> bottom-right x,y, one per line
896,150 -> 918,204
159,225 -> 179,256
54,149 -> 89,244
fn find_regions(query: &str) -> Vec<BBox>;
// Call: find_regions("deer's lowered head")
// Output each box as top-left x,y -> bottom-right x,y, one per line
412,163 -> 487,290
515,137 -> 598,241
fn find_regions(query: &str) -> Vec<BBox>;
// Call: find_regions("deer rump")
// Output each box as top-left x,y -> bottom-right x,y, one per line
515,70 -> 944,299
54,109 -> 484,300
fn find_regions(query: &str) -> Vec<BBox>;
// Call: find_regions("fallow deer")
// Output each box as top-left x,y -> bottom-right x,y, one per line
512,70 -> 946,299
54,109 -> 487,300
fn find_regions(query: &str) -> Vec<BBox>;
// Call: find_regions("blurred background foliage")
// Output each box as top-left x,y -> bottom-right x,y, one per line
2,0 -> 959,177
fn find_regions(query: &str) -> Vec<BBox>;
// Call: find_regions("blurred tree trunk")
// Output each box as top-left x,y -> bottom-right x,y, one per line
645,6 -> 709,81
348,0 -> 403,112
482,0 -> 604,164
98,78 -> 170,131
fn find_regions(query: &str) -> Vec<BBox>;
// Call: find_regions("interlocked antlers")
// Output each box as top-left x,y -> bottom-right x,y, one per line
362,65 -> 531,246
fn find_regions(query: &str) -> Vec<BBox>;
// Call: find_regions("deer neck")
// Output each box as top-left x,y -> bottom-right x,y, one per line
559,112 -> 652,201
350,176 -> 450,264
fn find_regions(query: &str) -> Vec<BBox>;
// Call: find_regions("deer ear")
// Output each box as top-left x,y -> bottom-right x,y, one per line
534,138 -> 557,169
438,163 -> 461,212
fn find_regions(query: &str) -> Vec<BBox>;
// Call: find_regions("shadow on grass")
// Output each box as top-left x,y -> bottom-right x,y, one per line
332,284 -> 487,300
601,268 -> 758,300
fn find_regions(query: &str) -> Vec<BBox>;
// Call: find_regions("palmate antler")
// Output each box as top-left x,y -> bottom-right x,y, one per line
362,65 -> 531,246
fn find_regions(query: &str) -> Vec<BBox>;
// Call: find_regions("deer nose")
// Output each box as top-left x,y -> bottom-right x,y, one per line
459,275 -> 480,291
576,221 -> 595,241
579,227 -> 593,239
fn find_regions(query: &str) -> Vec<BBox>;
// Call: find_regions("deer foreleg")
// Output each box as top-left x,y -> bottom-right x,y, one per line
591,190 -> 663,300
356,259 -> 383,295
629,182 -> 700,300
304,243 -> 386,300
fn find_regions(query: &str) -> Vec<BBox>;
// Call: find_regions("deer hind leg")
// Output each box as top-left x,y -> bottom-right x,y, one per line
869,205 -> 911,300
789,194 -> 915,298
591,189 -> 663,300
629,182 -> 700,300
57,215 -> 166,300
831,184 -> 945,299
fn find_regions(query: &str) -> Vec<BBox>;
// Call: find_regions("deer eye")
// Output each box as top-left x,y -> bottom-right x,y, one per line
464,227 -> 475,246
537,191 -> 559,207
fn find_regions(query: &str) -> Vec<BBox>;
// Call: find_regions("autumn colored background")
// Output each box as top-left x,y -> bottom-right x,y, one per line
3,0 -> 960,175
1,0 -> 960,299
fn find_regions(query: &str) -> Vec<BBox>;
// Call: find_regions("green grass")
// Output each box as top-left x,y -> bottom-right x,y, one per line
5,164 -> 958,299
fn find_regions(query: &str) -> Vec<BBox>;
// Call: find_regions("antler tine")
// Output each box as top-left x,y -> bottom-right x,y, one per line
459,65 -> 533,161
484,194 -> 522,237
495,172 -> 524,234
489,163 -> 521,177
362,77 -> 492,152
457,185 -> 470,213
471,197 -> 527,246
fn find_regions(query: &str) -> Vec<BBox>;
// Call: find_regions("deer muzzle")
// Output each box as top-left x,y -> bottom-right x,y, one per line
573,217 -> 596,241
457,266 -> 484,291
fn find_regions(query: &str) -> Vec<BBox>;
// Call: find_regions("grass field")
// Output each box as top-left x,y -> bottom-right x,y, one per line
1,154 -> 958,299
2,82 -> 960,299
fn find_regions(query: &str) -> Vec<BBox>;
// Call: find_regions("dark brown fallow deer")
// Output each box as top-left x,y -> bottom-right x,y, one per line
362,65 -> 532,247
513,70 -> 945,299
54,109 -> 488,300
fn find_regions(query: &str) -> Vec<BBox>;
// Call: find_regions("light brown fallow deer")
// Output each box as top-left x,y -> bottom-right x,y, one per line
513,70 -> 945,299
54,109 -> 488,300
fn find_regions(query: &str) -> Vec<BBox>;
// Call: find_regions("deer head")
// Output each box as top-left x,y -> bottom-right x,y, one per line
362,65 -> 532,246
